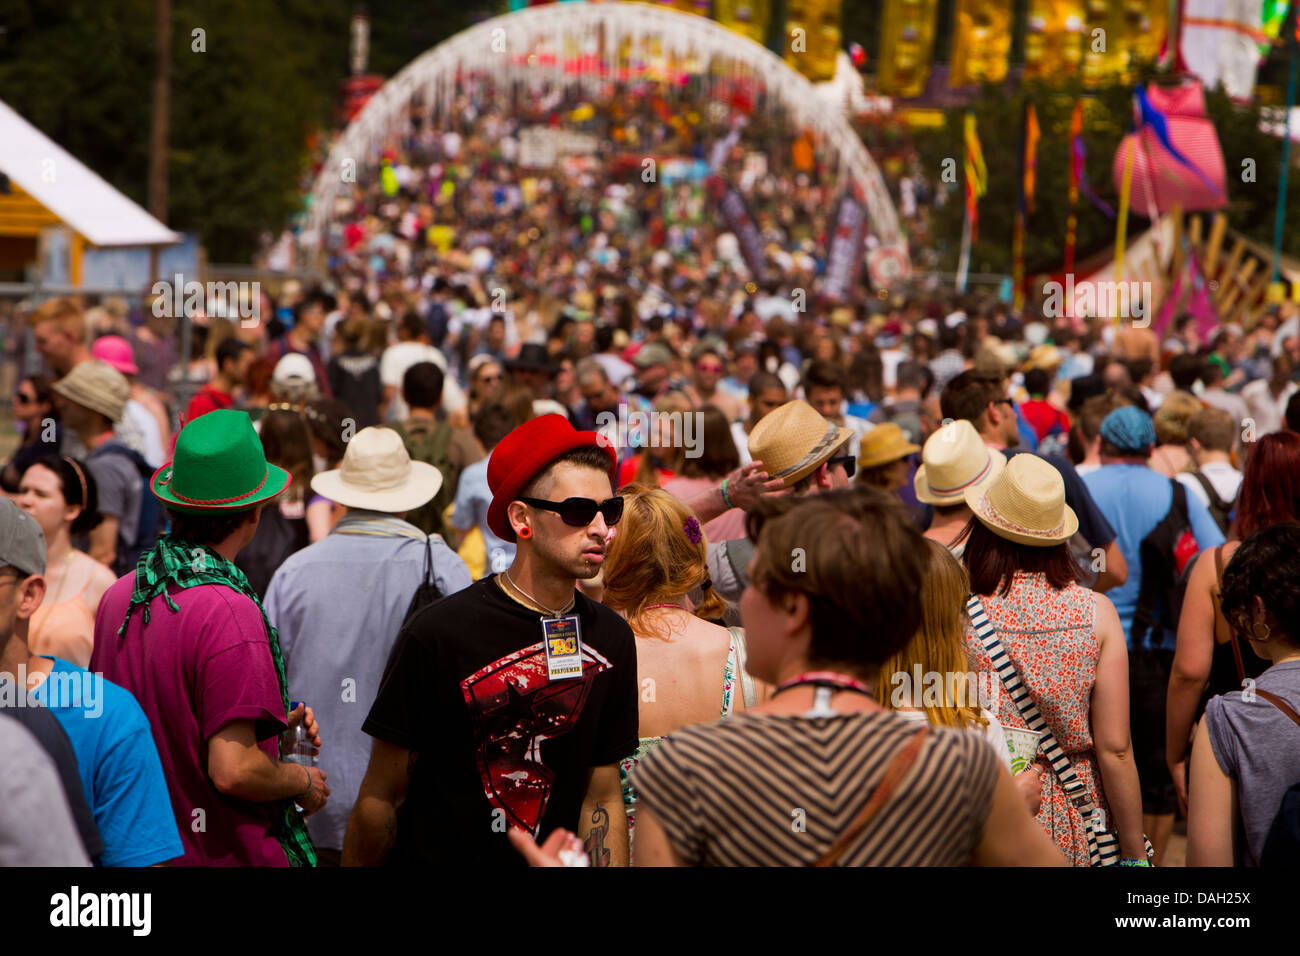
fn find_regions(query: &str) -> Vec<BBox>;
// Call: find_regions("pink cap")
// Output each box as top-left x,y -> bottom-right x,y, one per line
91,335 -> 139,375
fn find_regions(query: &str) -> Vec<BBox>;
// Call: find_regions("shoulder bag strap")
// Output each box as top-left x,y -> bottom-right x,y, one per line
1256,690 -> 1300,729
726,626 -> 757,710
814,725 -> 927,867
967,594 -> 1101,820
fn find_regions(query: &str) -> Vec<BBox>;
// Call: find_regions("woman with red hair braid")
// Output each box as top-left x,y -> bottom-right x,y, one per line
1167,431 -> 1300,815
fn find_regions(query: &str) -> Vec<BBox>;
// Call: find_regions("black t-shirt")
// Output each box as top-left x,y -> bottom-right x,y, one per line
363,576 -> 638,868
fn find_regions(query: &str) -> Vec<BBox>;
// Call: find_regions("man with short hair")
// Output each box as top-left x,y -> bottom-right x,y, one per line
91,410 -> 329,866
266,427 -> 472,864
389,362 -> 482,538
52,361 -> 143,574
184,337 -> 252,425
941,369 -> 1127,592
573,359 -> 651,464
880,360 -> 931,447
267,289 -> 334,398
345,415 -> 638,867
628,341 -> 674,402
1176,406 -> 1243,536
1083,406 -> 1225,862
0,499 -> 182,866
28,297 -> 93,377
731,371 -> 788,465
684,344 -> 743,422
801,359 -> 873,458
1199,360 -> 1249,426
381,310 -> 461,421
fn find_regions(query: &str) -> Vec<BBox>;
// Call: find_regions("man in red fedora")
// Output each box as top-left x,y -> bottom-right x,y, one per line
346,414 -> 638,868
91,409 -> 328,866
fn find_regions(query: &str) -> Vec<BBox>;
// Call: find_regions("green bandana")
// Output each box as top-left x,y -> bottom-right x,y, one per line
118,532 -> 317,868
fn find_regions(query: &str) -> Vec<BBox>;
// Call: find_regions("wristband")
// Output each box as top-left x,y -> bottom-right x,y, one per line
721,477 -> 733,510
1118,858 -> 1151,867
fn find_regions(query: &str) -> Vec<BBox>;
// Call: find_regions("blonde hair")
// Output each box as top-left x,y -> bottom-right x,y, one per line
876,540 -> 987,730
1153,390 -> 1202,446
601,483 -> 726,638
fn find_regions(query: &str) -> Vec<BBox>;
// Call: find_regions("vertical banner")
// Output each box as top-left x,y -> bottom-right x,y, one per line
958,112 -> 987,293
1024,0 -> 1087,82
876,0 -> 940,98
823,193 -> 867,302
707,175 -> 770,284
1065,99 -> 1083,278
1013,103 -> 1040,312
1114,138 -> 1136,326
784,0 -> 842,83
951,0 -> 1013,87
714,0 -> 773,47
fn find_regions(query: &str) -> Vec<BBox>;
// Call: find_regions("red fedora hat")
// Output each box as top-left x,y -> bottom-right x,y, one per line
487,414 -> 616,542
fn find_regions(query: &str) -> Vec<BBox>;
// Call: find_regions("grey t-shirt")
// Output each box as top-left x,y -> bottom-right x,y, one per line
86,441 -> 143,568
0,713 -> 91,866
1205,659 -> 1300,866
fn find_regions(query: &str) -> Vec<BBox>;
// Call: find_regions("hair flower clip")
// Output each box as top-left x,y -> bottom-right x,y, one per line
683,515 -> 702,545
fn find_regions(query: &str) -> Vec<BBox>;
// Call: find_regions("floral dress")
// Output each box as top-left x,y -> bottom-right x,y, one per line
964,572 -> 1107,866
619,626 -> 749,840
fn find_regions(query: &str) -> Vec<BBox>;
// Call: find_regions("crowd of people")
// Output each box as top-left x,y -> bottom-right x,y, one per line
2,275 -> 1300,869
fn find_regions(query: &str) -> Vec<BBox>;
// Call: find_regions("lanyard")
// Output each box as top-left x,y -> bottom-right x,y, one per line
773,670 -> 875,698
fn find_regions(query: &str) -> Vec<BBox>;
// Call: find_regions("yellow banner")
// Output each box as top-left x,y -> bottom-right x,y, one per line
877,0 -> 939,98
714,0 -> 772,47
1024,0 -> 1086,81
1082,0 -> 1167,85
783,0 -> 842,83
950,0 -> 1013,87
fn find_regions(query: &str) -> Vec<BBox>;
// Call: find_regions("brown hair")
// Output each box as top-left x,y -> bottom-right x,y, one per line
745,485 -> 926,675
959,519 -> 1081,597
258,409 -> 314,502
27,298 -> 86,341
675,404 -> 740,480
1188,406 -> 1236,455
601,484 -> 726,636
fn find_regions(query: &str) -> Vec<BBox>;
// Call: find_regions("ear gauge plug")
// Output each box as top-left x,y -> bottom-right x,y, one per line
518,526 -> 532,539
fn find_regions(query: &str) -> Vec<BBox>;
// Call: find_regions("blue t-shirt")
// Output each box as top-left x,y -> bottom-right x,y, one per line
452,457 -> 516,574
1082,465 -> 1226,651
31,657 -> 183,867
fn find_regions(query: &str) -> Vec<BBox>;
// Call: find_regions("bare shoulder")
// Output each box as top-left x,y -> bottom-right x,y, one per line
79,551 -> 120,599
1091,589 -> 1121,636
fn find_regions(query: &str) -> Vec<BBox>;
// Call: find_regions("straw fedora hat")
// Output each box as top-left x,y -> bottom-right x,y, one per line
914,420 -> 1006,505
311,426 -> 442,514
857,423 -> 920,470
52,360 -> 129,424
748,401 -> 854,488
965,453 -> 1078,547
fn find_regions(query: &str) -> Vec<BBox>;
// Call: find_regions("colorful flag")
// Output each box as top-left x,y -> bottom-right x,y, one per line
1013,103 -> 1040,311
1134,86 -> 1222,196
963,112 -> 987,243
1065,100 -> 1082,276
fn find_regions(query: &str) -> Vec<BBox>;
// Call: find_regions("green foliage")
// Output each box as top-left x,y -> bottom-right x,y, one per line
0,0 -> 496,263
914,74 -> 1300,277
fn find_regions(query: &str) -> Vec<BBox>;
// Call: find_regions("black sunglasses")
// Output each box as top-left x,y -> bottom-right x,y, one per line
518,496 -> 624,527
828,455 -> 857,479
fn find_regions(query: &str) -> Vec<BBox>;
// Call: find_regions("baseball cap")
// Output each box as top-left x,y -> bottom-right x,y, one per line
0,498 -> 46,577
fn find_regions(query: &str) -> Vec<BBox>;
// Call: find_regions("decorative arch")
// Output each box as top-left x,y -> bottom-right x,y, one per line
303,2 -> 905,271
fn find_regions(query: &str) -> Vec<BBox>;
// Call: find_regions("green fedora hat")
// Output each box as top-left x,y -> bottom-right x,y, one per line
152,409 -> 290,513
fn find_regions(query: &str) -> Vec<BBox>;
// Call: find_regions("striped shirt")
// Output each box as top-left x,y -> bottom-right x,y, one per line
631,710 -> 1000,866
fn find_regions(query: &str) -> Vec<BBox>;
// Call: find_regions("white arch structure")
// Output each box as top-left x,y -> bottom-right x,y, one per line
303,1 -> 907,272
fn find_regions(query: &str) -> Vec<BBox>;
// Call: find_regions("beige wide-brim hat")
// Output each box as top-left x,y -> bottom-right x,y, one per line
310,426 -> 442,513
748,400 -> 854,488
857,423 -> 920,470
52,360 -> 129,423
965,453 -> 1078,547
914,420 -> 1006,505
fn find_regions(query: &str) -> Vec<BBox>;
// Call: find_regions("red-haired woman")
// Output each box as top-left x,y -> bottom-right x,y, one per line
1167,431 -> 1300,814
599,484 -> 758,847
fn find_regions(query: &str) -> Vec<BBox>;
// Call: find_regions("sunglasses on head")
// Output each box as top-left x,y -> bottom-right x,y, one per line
518,495 -> 624,527
828,455 -> 857,479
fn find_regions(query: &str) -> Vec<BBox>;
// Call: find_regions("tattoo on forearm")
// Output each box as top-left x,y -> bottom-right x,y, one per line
585,802 -> 610,868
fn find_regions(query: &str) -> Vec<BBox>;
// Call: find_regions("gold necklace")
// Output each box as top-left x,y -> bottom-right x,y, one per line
498,571 -> 575,617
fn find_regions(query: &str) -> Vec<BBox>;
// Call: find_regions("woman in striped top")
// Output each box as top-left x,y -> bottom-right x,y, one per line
624,486 -> 1065,866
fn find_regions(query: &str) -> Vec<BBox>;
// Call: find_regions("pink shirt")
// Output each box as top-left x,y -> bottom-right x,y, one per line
91,577 -> 290,866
